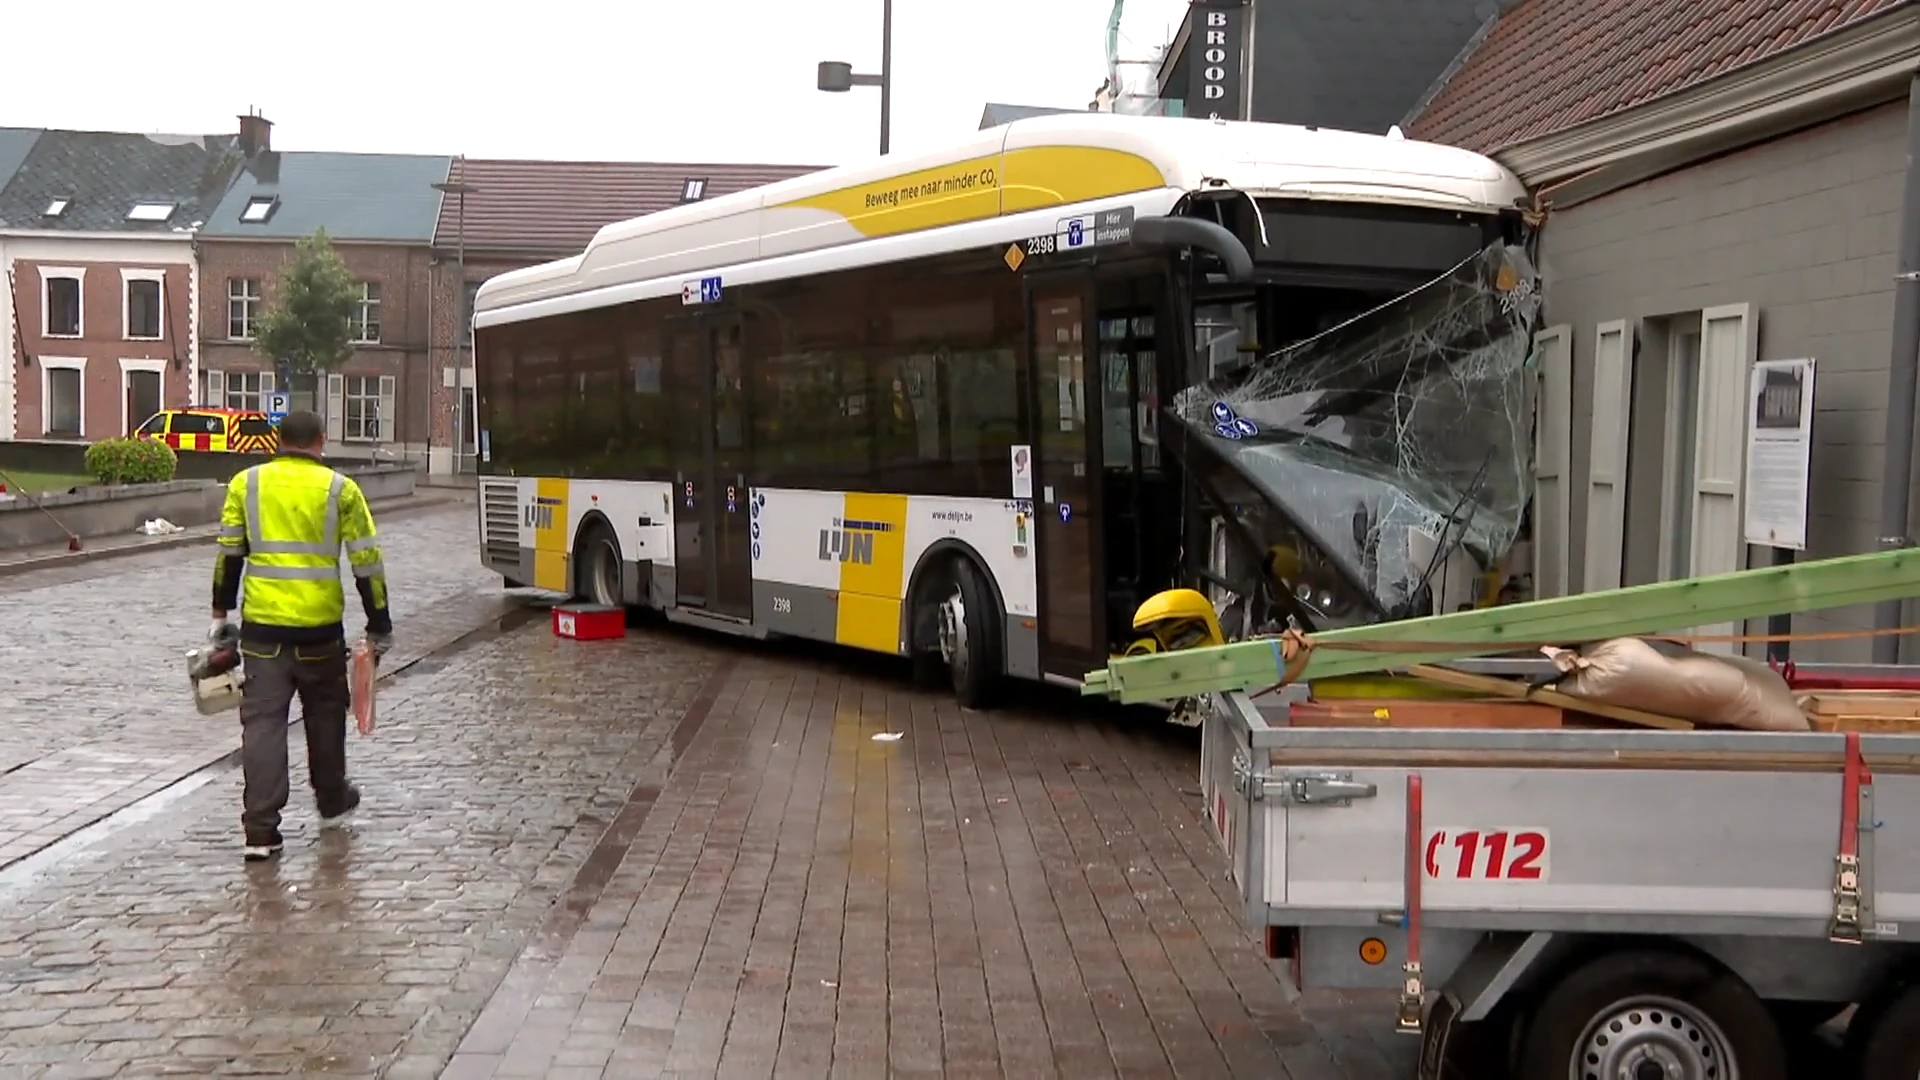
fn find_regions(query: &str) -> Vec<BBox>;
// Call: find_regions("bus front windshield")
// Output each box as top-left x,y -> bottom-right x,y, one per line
1170,241 -> 1542,621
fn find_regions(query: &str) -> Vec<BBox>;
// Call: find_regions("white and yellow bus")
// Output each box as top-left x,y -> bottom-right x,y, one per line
472,113 -> 1541,707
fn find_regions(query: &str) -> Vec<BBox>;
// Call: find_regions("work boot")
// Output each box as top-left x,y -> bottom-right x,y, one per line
243,829 -> 284,862
319,784 -> 361,828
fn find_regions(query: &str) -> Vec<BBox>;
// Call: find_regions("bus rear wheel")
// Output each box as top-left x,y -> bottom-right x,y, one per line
936,558 -> 1001,710
572,522 -> 624,608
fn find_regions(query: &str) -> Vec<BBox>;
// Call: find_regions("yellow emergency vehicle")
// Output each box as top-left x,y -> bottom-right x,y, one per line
134,408 -> 279,454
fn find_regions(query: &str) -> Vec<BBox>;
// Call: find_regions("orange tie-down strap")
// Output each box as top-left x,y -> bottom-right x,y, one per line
1253,624 -> 1920,695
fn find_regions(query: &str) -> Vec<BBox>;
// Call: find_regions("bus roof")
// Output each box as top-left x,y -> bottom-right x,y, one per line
474,112 -> 1527,329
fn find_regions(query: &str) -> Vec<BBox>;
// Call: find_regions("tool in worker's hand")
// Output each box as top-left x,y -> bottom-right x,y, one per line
351,638 -> 377,736
186,623 -> 245,715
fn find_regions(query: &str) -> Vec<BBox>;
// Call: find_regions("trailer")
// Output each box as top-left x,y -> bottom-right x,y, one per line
1197,658 -> 1920,1080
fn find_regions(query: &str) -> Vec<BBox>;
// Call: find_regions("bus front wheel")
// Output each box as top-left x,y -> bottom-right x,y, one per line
572,521 -> 624,608
937,558 -> 1002,710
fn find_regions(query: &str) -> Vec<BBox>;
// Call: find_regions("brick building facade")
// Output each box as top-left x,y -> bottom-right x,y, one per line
195,118 -> 450,460
0,115 -> 818,468
0,127 -> 237,440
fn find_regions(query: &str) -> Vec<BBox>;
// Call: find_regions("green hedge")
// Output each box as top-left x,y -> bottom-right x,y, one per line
84,437 -> 178,486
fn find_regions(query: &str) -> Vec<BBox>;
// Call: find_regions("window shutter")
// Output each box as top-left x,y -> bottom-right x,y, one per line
205,370 -> 225,408
1691,304 -> 1757,653
326,373 -> 345,442
377,374 -> 397,443
1531,325 -> 1573,600
1583,320 -> 1634,592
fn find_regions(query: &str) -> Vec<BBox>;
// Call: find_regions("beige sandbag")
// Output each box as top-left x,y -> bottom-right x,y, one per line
1541,637 -> 1810,732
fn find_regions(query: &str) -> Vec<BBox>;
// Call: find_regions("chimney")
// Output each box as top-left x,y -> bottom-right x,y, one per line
237,109 -> 273,157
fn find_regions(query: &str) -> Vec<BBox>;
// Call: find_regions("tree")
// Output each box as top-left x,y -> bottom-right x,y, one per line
253,229 -> 359,374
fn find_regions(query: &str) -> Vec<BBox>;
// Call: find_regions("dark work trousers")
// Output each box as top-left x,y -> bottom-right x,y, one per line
238,638 -> 352,842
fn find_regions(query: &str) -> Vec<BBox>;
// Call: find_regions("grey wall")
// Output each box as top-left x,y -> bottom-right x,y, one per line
1540,100 -> 1910,659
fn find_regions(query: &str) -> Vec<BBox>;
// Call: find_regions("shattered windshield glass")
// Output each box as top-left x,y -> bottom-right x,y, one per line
1170,241 -> 1542,621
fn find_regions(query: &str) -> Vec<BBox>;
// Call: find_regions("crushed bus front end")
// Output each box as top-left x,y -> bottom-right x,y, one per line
1158,240 -> 1543,643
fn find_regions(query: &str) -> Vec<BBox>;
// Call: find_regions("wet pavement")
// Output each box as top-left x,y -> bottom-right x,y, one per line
0,497 -> 504,869
0,507 -> 1418,1079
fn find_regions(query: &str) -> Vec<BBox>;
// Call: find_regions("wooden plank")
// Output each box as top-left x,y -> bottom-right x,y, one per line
1305,674 -> 1479,701
1401,663 -> 1695,731
1082,547 -> 1920,703
1801,693 -> 1920,719
1810,714 -> 1920,733
1290,699 -> 1564,729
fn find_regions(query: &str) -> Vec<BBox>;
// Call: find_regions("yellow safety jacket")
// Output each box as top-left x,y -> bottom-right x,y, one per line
211,453 -> 392,643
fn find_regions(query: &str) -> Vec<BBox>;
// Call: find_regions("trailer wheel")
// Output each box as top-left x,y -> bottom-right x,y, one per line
937,558 -> 1002,710
1765,999 -> 1848,1032
1518,948 -> 1786,1080
1850,982 -> 1920,1079
572,521 -> 623,608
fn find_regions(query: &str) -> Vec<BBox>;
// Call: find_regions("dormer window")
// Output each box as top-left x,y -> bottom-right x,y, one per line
127,202 -> 176,222
43,197 -> 70,218
240,195 -> 278,223
681,178 -> 708,203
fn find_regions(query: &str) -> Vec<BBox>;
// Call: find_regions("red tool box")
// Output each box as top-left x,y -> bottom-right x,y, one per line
552,603 -> 625,641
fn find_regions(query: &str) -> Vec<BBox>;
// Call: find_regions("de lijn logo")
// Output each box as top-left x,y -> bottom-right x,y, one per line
818,517 -> 894,566
1211,401 -> 1258,440
524,495 -> 561,530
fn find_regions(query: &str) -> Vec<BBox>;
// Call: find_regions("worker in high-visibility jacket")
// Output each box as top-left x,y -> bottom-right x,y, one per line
209,409 -> 394,862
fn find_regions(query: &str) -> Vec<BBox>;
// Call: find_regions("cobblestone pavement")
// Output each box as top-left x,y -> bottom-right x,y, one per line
0,611 -> 720,1079
0,609 -> 1417,1079
0,497 -> 509,868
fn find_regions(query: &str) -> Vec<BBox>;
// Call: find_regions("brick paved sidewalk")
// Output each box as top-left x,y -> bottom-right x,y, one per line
444,650 -> 1411,1080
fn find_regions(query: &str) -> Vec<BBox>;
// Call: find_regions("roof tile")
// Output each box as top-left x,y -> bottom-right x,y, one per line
432,158 -> 826,257
1409,0 -> 1906,154
0,129 -> 242,233
199,151 -> 453,242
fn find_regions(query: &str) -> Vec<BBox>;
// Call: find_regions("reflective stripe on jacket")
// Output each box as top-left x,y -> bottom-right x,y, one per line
213,455 -> 387,630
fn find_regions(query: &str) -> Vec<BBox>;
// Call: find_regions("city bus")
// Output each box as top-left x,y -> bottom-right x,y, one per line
472,113 -> 1541,707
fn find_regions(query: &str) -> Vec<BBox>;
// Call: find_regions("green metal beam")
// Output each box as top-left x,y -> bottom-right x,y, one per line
1082,548 -> 1920,703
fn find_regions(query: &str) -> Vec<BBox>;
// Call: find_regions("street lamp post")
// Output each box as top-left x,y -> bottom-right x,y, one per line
433,168 -> 478,475
816,0 -> 893,155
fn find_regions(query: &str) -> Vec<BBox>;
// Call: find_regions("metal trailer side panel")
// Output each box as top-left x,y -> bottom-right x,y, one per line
1206,685 -> 1920,940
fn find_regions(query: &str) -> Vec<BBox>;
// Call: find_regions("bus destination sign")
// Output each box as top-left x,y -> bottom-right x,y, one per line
1008,206 -> 1136,269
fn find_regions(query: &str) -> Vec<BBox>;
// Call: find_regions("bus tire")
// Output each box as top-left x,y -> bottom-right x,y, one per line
1516,947 -> 1786,1080
939,557 -> 1002,710
572,520 -> 624,608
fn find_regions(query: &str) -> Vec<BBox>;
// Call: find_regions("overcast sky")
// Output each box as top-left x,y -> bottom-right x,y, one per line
8,0 -> 1189,167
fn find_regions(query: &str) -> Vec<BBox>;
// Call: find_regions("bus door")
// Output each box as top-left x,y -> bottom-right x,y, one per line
666,317 -> 755,620
666,323 -> 709,608
707,320 -> 754,619
1027,274 -> 1106,679
1094,269 -> 1176,644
